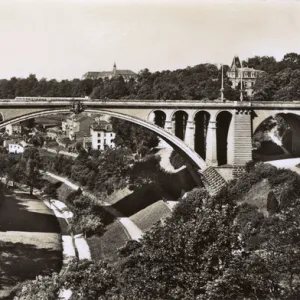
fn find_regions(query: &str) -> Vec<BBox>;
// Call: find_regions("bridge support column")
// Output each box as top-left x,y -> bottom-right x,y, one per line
206,118 -> 218,166
233,110 -> 252,176
164,120 -> 173,133
184,120 -> 195,149
292,134 -> 300,156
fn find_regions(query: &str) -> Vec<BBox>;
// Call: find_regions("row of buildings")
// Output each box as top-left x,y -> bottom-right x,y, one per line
60,114 -> 116,151
3,114 -> 116,154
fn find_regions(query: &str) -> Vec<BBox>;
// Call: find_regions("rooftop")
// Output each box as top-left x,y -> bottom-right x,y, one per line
91,120 -> 114,132
83,63 -> 137,79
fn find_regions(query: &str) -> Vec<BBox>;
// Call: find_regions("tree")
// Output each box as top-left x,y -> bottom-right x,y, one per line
111,118 -> 159,155
253,73 -> 277,101
23,148 -> 42,195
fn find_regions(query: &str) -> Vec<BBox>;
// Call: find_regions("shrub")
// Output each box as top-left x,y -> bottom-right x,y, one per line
70,214 -> 104,237
245,160 -> 257,173
43,182 -> 58,198
169,150 -> 185,169
253,162 -> 278,179
266,191 -> 279,215
171,188 -> 209,221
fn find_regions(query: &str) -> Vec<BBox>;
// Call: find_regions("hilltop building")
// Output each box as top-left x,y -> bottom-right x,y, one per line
90,120 -> 116,150
82,63 -> 137,82
227,56 -> 265,97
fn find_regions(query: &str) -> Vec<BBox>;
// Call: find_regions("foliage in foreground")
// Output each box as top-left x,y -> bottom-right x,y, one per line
15,162 -> 300,299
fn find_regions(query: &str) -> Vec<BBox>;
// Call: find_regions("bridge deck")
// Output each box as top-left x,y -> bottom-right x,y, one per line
0,99 -> 300,110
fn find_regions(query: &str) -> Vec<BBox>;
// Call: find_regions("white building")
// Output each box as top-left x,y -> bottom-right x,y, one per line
8,143 -> 25,154
5,123 -> 23,135
227,56 -> 265,97
90,121 -> 116,150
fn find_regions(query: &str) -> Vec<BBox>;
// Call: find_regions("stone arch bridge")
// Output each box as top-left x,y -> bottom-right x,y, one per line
0,98 -> 299,193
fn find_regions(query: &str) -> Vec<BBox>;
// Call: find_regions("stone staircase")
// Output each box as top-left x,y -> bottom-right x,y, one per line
233,112 -> 252,166
200,166 -> 227,196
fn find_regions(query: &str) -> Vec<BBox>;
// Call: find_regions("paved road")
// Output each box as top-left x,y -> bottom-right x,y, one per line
267,158 -> 300,174
118,218 -> 143,241
0,187 -> 62,298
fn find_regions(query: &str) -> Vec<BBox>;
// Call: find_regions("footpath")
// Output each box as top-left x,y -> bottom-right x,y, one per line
43,171 -> 143,241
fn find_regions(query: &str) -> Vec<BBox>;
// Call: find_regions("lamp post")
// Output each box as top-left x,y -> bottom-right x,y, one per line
220,64 -> 224,102
240,59 -> 243,101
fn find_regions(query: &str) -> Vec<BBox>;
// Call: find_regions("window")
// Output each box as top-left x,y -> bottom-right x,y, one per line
98,133 -> 100,137
98,139 -> 101,144
97,145 -> 100,150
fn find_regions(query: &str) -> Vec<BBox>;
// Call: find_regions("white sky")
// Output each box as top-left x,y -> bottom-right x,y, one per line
0,0 -> 300,80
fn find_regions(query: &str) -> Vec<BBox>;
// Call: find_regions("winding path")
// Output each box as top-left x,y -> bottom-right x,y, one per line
267,158 -> 300,175
43,171 -> 143,241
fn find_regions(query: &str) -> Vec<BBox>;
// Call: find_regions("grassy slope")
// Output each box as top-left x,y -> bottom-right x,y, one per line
87,221 -> 129,262
130,200 -> 172,233
238,178 -> 271,216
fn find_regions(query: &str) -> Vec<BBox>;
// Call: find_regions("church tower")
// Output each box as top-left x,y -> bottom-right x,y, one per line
112,62 -> 117,76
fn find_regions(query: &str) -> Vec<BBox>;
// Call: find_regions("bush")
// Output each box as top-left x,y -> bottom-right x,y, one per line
266,191 -> 279,215
70,214 -> 104,237
43,182 -> 58,198
245,160 -> 257,173
169,150 -> 185,169
171,188 -> 209,221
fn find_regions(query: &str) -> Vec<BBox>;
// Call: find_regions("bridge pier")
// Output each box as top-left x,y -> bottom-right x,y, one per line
292,136 -> 300,156
206,118 -> 218,166
233,110 -> 252,176
184,119 -> 195,149
164,120 -> 173,133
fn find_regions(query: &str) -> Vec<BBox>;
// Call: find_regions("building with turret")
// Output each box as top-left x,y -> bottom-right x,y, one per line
82,63 -> 137,81
227,56 -> 264,97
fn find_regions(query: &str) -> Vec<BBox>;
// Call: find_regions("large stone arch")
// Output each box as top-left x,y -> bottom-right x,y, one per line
0,108 -> 207,170
253,111 -> 300,157
252,110 -> 300,133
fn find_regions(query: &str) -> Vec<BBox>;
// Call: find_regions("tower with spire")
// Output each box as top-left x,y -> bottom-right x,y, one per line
112,62 -> 117,76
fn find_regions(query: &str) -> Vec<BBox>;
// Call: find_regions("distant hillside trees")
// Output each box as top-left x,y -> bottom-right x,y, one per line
0,64 -> 233,100
245,52 -> 300,101
2,52 -> 300,101
0,74 -> 102,98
